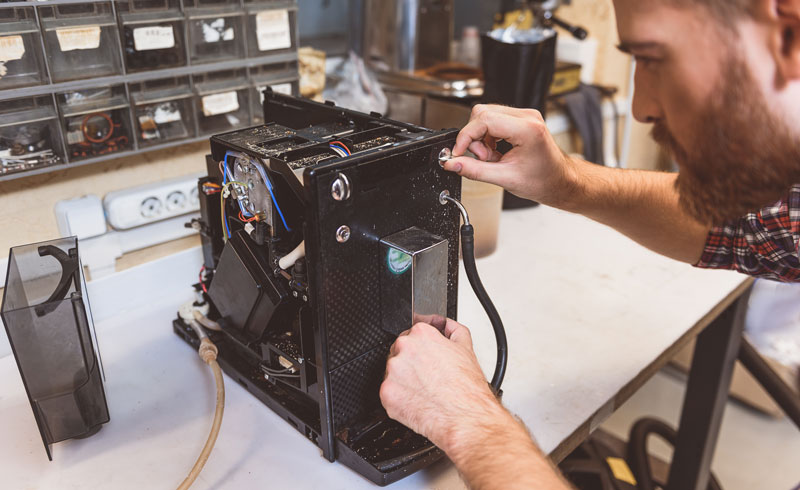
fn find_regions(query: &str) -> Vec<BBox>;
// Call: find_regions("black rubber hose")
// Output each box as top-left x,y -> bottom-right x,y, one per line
739,338 -> 800,430
627,417 -> 723,490
460,224 -> 508,392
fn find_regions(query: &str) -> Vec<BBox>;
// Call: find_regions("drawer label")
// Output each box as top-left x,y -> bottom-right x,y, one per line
258,83 -> 292,104
202,91 -> 239,116
153,105 -> 182,124
56,26 -> 101,52
133,25 -> 175,51
0,35 -> 25,62
202,18 -> 235,43
256,10 -> 291,51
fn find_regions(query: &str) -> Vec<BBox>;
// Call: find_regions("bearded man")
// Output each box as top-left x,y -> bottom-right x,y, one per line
379,0 -> 800,488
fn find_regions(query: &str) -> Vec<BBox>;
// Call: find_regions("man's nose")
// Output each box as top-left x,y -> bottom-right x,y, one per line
631,70 -> 664,124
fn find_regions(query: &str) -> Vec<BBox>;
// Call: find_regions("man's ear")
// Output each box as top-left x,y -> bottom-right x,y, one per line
772,0 -> 800,81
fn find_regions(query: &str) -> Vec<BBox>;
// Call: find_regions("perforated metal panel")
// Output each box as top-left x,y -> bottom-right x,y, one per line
330,345 -> 389,430
323,261 -> 391,369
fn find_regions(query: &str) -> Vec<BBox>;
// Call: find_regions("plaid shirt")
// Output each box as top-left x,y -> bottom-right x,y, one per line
695,184 -> 800,282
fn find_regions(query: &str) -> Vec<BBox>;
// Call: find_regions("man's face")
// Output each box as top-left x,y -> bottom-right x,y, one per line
614,0 -> 800,223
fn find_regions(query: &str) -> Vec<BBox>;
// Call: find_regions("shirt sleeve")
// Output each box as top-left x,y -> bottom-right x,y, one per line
694,185 -> 800,282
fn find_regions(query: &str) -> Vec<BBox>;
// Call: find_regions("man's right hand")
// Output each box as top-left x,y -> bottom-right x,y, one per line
445,104 -> 580,209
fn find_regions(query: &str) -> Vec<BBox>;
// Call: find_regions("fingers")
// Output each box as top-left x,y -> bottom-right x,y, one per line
453,105 -> 544,156
388,319 -> 472,361
473,104 -> 543,120
468,140 -> 492,161
467,140 -> 503,162
444,319 -> 473,347
443,155 -> 512,188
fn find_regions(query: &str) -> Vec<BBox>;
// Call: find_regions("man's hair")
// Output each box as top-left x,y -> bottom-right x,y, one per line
662,0 -> 753,22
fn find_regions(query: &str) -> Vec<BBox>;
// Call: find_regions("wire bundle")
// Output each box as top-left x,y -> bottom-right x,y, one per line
219,151 -> 292,241
329,141 -> 351,157
259,364 -> 300,380
201,182 -> 221,195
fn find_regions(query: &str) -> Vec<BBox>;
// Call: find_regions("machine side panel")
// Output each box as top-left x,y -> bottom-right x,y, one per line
306,133 -> 461,434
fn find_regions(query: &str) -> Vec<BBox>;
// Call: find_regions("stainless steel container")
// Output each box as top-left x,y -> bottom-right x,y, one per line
363,0 -> 453,73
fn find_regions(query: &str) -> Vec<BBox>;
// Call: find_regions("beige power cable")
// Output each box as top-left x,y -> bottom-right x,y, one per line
177,311 -> 226,490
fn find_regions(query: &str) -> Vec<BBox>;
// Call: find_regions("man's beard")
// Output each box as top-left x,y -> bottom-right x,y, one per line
651,56 -> 800,224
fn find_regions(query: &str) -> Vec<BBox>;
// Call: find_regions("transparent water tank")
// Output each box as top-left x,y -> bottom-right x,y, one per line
1,237 -> 109,460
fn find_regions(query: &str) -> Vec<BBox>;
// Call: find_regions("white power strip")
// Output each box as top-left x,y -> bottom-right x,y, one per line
104,174 -> 203,230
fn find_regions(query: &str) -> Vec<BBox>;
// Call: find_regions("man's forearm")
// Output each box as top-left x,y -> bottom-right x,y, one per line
445,402 -> 571,490
560,159 -> 710,264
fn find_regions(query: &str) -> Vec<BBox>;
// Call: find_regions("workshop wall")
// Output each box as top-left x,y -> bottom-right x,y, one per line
556,0 -> 663,171
0,0 -> 663,269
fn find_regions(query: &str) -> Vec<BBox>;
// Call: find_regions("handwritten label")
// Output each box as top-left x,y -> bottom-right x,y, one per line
56,26 -> 101,52
255,10 -> 291,52
133,26 -> 175,52
202,91 -> 239,116
0,36 -> 25,62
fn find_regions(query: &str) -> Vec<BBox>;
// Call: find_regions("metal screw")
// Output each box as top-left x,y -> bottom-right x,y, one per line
438,148 -> 452,167
302,295 -> 308,302
331,174 -> 351,201
336,225 -> 351,243
292,291 -> 298,298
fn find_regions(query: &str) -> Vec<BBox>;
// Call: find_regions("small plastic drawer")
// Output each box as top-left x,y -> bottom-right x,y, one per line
193,68 -> 250,135
57,85 -> 133,161
245,2 -> 297,57
185,2 -> 245,64
0,96 -> 65,176
248,60 -> 298,124
130,76 -> 195,147
118,0 -> 187,73
0,7 -> 48,89
39,2 -> 123,83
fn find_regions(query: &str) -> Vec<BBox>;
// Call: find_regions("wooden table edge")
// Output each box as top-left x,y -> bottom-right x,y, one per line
547,277 -> 755,464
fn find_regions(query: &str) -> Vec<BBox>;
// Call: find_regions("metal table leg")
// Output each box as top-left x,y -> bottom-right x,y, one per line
666,289 -> 751,490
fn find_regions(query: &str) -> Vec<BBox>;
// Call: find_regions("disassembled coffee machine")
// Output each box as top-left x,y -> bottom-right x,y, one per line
174,91 -> 506,485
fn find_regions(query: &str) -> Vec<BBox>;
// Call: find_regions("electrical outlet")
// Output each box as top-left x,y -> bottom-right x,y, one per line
104,173 -> 203,230
140,196 -> 163,218
165,191 -> 186,212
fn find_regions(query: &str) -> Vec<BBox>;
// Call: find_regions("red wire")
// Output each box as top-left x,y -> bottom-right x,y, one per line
238,211 -> 258,223
329,140 -> 351,154
199,266 -> 208,294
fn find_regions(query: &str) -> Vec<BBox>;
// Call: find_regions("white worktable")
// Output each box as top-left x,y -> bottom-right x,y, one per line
0,206 -> 749,489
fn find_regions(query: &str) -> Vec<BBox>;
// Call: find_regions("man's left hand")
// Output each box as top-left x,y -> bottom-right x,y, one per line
379,319 -> 501,454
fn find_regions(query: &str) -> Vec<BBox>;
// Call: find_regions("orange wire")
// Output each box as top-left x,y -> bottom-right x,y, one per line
238,211 -> 258,223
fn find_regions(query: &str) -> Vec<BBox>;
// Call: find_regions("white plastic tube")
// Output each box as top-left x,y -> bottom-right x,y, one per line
278,241 -> 306,270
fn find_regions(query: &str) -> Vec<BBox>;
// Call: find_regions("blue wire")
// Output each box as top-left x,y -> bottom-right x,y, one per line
223,153 -> 228,185
330,144 -> 350,156
264,175 -> 292,232
230,150 -> 292,232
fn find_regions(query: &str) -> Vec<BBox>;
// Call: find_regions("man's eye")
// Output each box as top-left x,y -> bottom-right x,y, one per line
635,56 -> 659,68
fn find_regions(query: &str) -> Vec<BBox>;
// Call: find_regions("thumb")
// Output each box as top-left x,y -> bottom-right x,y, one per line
444,156 -> 509,188
444,319 -> 474,347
